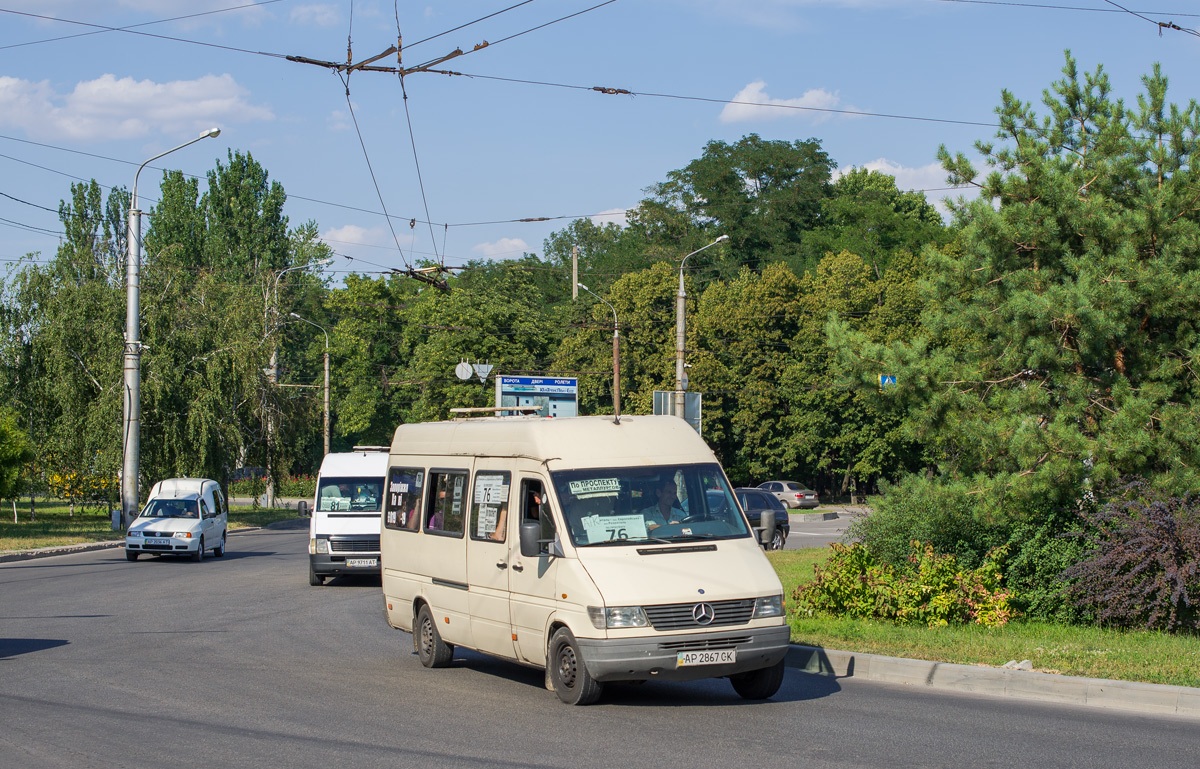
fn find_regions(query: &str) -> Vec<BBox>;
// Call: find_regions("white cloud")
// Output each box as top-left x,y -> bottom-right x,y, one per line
327,109 -> 352,132
590,209 -> 629,228
472,238 -> 529,259
322,224 -> 388,248
719,80 -> 859,124
0,73 -> 272,142
290,4 -> 341,27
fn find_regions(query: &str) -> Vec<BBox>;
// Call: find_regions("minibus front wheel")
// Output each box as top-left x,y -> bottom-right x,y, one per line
730,659 -> 785,700
549,628 -> 603,706
416,604 -> 453,668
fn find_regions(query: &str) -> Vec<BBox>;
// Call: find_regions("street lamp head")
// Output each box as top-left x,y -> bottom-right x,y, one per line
201,127 -> 221,139
577,282 -> 588,291
288,312 -> 301,320
715,234 -> 730,243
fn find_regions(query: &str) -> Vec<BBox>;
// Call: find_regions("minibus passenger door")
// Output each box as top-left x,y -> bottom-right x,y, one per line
509,477 -> 559,665
465,466 -> 517,659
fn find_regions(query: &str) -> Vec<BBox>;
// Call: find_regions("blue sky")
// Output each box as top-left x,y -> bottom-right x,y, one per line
2,0 -> 1198,280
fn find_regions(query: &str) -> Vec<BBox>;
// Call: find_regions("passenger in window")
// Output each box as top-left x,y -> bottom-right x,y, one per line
487,503 -> 508,542
641,478 -> 685,530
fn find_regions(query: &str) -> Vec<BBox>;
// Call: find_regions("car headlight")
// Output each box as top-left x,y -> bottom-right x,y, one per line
587,606 -> 649,629
753,595 -> 784,618
127,531 -> 142,538
311,538 -> 329,554
174,531 -> 193,539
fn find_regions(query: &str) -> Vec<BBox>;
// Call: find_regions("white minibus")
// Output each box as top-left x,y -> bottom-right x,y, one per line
306,448 -> 389,585
380,415 -> 790,705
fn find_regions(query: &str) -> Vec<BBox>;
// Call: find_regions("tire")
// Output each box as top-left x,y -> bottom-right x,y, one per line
549,627 -> 603,705
415,604 -> 453,668
214,531 -> 226,557
193,537 -> 204,562
125,550 -> 139,562
730,659 -> 785,700
770,530 -> 786,551
309,562 -> 325,586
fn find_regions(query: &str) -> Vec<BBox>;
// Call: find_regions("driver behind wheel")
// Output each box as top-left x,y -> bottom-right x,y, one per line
640,478 -> 685,530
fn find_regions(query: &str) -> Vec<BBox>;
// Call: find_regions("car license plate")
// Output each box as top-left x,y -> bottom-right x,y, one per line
676,649 -> 737,667
346,558 -> 378,568
145,538 -> 170,546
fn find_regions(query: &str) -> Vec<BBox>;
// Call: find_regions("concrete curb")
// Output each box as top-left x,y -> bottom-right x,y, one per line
792,511 -> 839,522
785,644 -> 1200,719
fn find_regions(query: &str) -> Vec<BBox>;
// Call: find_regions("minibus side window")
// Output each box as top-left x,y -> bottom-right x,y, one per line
426,470 -> 467,537
385,467 -> 424,531
470,471 -> 511,543
520,479 -> 556,554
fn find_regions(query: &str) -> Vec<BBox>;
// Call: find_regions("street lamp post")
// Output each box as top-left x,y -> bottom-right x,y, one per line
289,312 -> 330,457
262,259 -> 333,507
577,283 -> 621,424
675,235 -> 729,422
121,127 -> 221,530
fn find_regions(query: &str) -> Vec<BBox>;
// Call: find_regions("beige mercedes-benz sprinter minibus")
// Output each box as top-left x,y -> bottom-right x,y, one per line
380,414 -> 790,705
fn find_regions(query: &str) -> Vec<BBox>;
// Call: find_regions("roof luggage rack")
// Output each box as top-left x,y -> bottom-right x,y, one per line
449,405 -> 543,420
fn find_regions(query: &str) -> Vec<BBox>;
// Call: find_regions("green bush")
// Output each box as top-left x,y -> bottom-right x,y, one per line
850,475 -> 1008,570
228,475 -> 316,499
1000,504 -> 1089,623
792,540 -> 1016,628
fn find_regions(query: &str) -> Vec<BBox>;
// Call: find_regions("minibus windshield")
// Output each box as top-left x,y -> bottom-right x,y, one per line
551,464 -> 751,546
316,477 -> 384,512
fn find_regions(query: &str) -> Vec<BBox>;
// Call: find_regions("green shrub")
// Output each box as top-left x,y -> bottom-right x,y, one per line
792,540 -> 1015,628
850,475 -> 1008,570
1000,504 -> 1089,623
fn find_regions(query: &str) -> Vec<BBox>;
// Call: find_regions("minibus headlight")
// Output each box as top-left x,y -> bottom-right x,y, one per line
312,538 -> 329,554
173,531 -> 192,539
588,606 -> 650,629
753,595 -> 784,618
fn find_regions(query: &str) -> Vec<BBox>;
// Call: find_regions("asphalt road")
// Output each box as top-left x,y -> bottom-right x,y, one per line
783,510 -> 858,549
2,526 -> 1196,769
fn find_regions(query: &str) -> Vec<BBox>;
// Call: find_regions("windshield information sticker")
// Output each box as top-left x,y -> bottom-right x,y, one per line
580,513 -> 648,543
569,478 -> 621,497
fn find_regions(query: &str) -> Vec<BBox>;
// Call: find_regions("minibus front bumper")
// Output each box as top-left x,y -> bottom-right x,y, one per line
575,625 -> 790,683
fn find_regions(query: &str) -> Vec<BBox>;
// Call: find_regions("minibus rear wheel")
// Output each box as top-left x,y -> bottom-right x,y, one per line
549,628 -> 603,705
416,604 -> 453,668
730,659 -> 785,700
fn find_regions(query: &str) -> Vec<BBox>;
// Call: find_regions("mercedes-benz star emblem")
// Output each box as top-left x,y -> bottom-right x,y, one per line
692,602 -> 715,625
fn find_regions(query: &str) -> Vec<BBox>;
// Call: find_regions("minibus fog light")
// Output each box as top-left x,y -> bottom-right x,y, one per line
753,595 -> 784,618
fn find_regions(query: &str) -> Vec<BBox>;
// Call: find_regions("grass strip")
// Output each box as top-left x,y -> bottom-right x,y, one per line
0,504 -> 302,552
767,548 -> 1200,689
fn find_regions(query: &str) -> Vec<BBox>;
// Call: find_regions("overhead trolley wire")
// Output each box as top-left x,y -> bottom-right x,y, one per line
0,0 -> 288,52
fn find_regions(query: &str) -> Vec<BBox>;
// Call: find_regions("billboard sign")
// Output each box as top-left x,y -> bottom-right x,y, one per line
496,376 -> 578,417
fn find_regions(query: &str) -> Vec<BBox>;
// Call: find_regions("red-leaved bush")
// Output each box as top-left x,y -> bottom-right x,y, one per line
1063,480 -> 1200,632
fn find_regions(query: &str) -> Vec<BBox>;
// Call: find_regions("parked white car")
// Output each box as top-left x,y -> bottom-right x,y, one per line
125,478 -> 229,562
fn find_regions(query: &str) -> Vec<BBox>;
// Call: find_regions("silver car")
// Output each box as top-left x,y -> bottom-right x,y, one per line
757,480 -> 819,510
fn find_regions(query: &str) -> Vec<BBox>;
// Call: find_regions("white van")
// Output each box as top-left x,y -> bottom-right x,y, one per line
125,478 -> 228,562
380,415 -> 790,705
307,448 -> 389,585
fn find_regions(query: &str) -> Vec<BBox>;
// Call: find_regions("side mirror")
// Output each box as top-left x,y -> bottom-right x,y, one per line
759,510 -> 776,547
298,500 -> 309,518
519,521 -> 541,558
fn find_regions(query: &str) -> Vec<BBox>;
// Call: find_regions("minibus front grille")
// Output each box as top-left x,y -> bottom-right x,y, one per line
659,636 -> 751,651
329,537 -> 381,553
642,599 -> 755,630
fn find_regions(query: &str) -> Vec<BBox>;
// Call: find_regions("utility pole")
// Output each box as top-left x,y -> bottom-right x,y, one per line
121,127 -> 221,530
675,235 -> 729,423
572,244 -> 579,301
290,312 -> 331,456
578,283 -> 620,424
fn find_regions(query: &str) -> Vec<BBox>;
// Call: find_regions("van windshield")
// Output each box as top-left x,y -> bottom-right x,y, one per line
316,477 -> 384,512
550,463 -> 750,547
140,498 -> 200,519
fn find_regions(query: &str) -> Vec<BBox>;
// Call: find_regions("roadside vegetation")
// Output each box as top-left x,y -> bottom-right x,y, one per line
769,550 -> 1200,689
